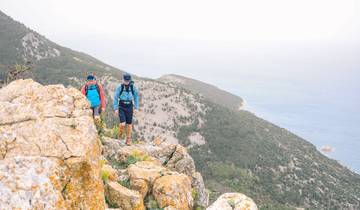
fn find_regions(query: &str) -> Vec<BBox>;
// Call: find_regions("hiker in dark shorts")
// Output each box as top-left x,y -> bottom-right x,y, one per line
81,74 -> 106,119
113,73 -> 139,145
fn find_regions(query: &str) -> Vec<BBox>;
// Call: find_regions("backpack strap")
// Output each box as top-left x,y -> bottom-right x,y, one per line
95,83 -> 100,95
85,84 -> 89,95
130,83 -> 135,96
119,84 -> 125,96
119,82 -> 135,97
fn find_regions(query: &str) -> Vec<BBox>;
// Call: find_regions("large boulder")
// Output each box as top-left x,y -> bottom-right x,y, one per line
105,181 -> 145,210
0,79 -> 105,209
206,193 -> 258,210
152,174 -> 193,210
127,161 -> 168,197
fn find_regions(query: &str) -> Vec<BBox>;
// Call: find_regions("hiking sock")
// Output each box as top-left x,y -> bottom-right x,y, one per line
126,124 -> 133,145
118,124 -> 125,140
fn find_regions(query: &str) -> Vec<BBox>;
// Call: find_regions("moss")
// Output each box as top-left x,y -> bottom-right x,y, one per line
101,169 -> 110,182
98,159 -> 106,168
227,199 -> 236,209
126,150 -> 151,166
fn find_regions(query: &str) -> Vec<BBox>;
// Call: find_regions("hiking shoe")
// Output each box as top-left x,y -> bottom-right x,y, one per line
125,138 -> 132,146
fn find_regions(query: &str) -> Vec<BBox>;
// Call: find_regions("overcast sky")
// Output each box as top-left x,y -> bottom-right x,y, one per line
2,0 -> 360,42
1,0 -> 360,79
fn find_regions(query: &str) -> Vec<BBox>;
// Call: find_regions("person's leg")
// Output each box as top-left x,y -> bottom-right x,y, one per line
125,105 -> 134,145
118,122 -> 126,139
118,108 -> 126,140
93,106 -> 101,120
91,107 -> 95,118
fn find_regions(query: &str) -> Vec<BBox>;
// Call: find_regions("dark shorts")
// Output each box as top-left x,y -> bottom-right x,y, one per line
119,101 -> 133,124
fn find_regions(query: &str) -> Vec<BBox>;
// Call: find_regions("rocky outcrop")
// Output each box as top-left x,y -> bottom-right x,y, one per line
127,161 -> 166,198
192,172 -> 209,208
0,79 -> 105,209
105,181 -> 144,210
152,174 -> 193,210
206,193 -> 258,210
102,137 -> 209,209
0,79 -> 258,210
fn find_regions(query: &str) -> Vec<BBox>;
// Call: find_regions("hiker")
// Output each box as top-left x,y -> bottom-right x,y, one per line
113,73 -> 139,145
81,74 -> 106,119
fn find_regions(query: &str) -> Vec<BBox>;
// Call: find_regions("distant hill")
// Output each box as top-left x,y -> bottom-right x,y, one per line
1,10 -> 360,210
0,10 -> 124,86
160,74 -> 243,111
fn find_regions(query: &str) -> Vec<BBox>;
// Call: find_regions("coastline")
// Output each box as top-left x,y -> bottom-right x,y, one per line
238,97 -> 360,175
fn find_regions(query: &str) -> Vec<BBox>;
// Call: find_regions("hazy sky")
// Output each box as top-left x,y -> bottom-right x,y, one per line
2,0 -> 360,43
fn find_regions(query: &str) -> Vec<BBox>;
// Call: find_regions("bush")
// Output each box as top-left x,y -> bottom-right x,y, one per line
118,178 -> 130,188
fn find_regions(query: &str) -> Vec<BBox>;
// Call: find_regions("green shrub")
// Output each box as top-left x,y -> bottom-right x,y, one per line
118,178 -> 131,188
144,194 -> 163,210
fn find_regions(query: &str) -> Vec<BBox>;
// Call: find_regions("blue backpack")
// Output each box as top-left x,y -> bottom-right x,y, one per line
85,83 -> 101,107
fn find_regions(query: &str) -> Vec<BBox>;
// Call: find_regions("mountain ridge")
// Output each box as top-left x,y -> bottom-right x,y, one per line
159,74 -> 244,111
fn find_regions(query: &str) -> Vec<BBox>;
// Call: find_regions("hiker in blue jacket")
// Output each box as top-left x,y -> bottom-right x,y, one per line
113,73 -> 139,145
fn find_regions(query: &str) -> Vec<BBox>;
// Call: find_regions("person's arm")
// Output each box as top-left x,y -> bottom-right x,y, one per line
133,86 -> 139,110
98,84 -> 106,110
81,85 -> 86,96
113,86 -> 120,111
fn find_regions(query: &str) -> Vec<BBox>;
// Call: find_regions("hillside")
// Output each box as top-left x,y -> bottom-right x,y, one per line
160,74 -> 244,111
0,10 -> 124,86
1,10 -> 360,210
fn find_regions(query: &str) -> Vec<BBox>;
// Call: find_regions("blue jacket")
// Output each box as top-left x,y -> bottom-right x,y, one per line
113,84 -> 139,110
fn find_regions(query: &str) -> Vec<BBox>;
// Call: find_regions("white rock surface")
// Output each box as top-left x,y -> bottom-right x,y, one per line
206,193 -> 258,210
0,79 -> 105,209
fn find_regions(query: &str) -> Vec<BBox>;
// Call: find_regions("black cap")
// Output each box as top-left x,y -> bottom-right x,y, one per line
87,75 -> 95,80
123,73 -> 131,81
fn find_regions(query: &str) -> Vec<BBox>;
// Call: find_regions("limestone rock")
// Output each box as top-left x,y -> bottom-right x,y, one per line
127,161 -> 168,197
102,138 -> 195,176
103,137 -> 209,207
165,144 -> 196,177
0,79 -> 104,209
192,172 -> 210,208
206,193 -> 258,210
105,181 -> 145,210
152,174 -> 193,210
102,137 -> 176,165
